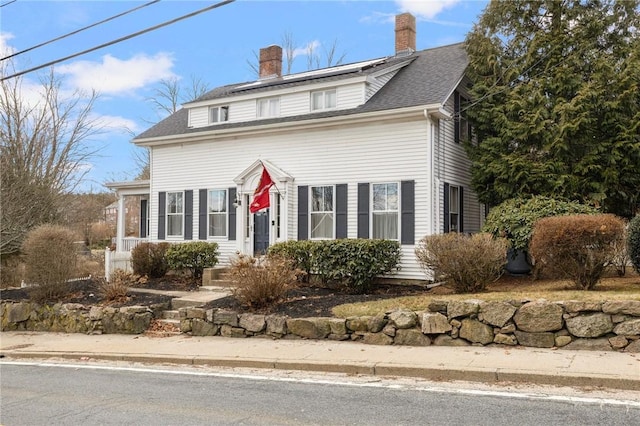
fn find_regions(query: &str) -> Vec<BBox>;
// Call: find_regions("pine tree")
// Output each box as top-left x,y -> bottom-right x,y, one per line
464,0 -> 640,217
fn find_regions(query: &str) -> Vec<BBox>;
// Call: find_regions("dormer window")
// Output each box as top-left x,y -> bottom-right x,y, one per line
311,89 -> 336,111
257,97 -> 280,118
210,106 -> 229,124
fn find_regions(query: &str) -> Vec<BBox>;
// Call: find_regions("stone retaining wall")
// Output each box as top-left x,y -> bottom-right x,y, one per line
178,299 -> 640,352
1,301 -> 169,335
2,298 -> 639,352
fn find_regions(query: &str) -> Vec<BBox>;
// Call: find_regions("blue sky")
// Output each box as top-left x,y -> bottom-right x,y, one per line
1,0 -> 488,192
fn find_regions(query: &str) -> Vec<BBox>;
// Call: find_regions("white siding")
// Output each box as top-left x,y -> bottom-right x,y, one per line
187,82 -> 368,129
188,107 -> 209,128
149,118 -> 433,280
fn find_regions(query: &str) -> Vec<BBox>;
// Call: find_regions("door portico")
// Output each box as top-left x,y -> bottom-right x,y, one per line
233,160 -> 293,256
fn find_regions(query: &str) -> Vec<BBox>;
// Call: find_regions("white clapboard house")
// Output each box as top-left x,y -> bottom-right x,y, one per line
107,13 -> 483,280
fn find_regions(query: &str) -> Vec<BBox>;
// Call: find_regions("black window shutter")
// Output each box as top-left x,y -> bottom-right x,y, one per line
228,187 -> 237,241
443,183 -> 450,233
357,183 -> 370,239
401,180 -> 415,245
140,199 -> 148,239
297,186 -> 308,240
454,91 -> 460,144
335,184 -> 348,239
459,186 -> 464,233
199,189 -> 207,240
158,192 -> 166,240
184,190 -> 193,240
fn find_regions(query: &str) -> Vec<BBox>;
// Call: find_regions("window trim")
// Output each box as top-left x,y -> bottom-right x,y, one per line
166,191 -> 184,238
309,185 -> 335,240
257,97 -> 280,118
448,184 -> 461,233
207,188 -> 228,238
209,105 -> 229,124
371,182 -> 400,241
454,91 -> 471,144
310,88 -> 337,111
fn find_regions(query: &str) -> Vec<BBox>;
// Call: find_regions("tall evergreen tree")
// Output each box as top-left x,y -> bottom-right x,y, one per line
464,0 -> 640,217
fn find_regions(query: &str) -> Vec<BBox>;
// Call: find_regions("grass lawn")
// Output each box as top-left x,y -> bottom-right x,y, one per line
332,270 -> 640,318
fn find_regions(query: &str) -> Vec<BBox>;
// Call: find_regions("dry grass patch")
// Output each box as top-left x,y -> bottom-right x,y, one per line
332,271 -> 640,318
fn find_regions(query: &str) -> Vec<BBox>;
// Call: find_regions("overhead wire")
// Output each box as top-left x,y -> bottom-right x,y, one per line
0,0 -> 17,8
1,0 -> 162,61
1,0 -> 236,81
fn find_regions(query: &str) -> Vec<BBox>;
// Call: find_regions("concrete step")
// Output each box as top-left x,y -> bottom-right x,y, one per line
202,267 -> 230,286
171,298 -> 205,309
157,318 -> 180,327
162,310 -> 180,320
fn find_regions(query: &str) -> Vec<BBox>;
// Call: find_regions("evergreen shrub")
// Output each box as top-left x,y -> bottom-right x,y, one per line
267,240 -> 315,281
529,214 -> 625,290
628,214 -> 640,274
166,241 -> 219,279
482,196 -> 599,253
415,233 -> 507,293
22,224 -> 79,303
131,242 -> 170,278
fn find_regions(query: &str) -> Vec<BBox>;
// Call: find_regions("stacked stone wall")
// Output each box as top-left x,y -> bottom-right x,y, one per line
2,299 -> 639,352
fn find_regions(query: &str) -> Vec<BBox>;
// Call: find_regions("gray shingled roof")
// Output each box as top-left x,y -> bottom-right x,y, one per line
134,43 -> 467,141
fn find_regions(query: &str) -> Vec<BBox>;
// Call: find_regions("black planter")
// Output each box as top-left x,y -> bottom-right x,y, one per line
505,249 -> 531,276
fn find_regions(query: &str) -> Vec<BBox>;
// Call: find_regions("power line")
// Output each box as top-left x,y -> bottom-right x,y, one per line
1,0 -> 162,61
1,0 -> 236,81
0,0 -> 17,8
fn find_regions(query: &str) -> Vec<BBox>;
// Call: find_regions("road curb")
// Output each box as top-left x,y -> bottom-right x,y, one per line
3,350 -> 639,392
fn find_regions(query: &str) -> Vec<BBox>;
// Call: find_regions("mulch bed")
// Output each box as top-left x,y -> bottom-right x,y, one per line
1,277 -> 431,318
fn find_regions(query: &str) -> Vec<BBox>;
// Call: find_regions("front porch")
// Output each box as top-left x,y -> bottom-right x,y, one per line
104,180 -> 150,279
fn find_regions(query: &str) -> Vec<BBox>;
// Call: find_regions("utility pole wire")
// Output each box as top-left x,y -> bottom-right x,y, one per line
2,0 -> 161,61
0,0 -> 17,8
1,0 -> 236,81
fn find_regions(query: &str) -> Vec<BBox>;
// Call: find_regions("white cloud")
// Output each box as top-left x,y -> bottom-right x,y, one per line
57,52 -> 177,95
0,32 -> 16,57
92,114 -> 140,137
291,40 -> 321,59
395,0 -> 461,19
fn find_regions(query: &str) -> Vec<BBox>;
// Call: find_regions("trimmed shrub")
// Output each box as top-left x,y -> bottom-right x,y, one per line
483,196 -> 599,252
22,224 -> 79,303
627,214 -> 640,274
131,242 -> 170,278
268,239 -> 401,294
268,240 -> 315,282
229,254 -> 302,310
415,233 -> 507,294
530,214 -> 625,290
312,239 -> 401,294
166,241 -> 219,279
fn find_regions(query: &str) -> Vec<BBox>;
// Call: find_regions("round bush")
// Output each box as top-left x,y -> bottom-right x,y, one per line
22,224 -> 79,302
166,241 -> 219,279
131,242 -> 170,278
628,214 -> 640,274
482,196 -> 599,252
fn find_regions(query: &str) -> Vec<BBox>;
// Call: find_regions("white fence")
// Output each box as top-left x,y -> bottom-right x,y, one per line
117,237 -> 148,252
104,248 -> 132,281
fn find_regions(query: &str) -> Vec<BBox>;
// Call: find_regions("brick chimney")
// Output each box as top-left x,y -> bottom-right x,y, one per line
259,45 -> 282,78
395,13 -> 416,55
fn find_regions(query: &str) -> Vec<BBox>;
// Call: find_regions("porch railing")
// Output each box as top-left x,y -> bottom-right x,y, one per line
111,237 -> 149,252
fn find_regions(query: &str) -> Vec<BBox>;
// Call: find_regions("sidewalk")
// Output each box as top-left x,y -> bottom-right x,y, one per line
1,331 -> 639,391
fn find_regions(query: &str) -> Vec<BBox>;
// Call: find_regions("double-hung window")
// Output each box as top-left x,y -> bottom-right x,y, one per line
311,89 -> 336,111
310,186 -> 334,239
208,189 -> 227,237
167,192 -> 184,237
448,185 -> 460,232
210,106 -> 229,124
257,97 -> 280,118
372,183 -> 399,240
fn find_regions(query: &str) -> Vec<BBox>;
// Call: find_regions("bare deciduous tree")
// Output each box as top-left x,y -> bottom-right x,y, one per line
146,75 -> 210,117
0,63 -> 102,257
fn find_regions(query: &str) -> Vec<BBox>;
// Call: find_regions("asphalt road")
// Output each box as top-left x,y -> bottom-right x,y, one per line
1,362 -> 639,425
